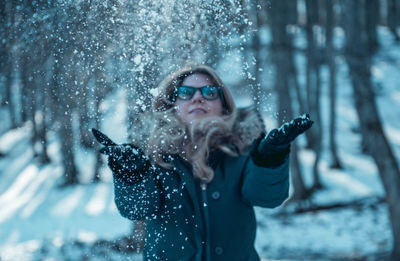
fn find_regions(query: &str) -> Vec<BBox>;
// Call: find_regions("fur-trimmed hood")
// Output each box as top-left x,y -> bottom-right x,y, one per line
233,105 -> 266,150
129,105 -> 266,152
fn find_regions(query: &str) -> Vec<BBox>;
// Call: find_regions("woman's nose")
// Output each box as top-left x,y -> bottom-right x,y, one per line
191,89 -> 204,102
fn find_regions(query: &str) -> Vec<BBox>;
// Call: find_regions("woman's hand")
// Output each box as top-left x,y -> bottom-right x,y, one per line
258,114 -> 313,153
252,114 -> 313,167
92,128 -> 150,184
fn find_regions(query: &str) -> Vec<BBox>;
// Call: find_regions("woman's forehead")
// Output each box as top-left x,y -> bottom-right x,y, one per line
182,73 -> 214,86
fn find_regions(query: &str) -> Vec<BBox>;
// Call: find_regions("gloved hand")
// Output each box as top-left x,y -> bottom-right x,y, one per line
92,128 -> 151,184
251,114 -> 314,167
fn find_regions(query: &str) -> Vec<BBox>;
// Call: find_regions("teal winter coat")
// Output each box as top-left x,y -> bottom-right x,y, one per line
113,148 -> 289,261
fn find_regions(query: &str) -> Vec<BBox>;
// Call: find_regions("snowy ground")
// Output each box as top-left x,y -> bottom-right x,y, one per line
0,27 -> 398,260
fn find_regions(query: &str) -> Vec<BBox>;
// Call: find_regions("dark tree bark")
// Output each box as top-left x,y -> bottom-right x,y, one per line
92,56 -> 110,183
58,111 -> 79,186
286,1 -> 308,119
0,3 -> 6,107
77,1 -> 99,150
77,73 -> 92,149
388,0 -> 400,41
251,0 -> 262,112
28,16 -> 51,164
289,143 -> 311,202
52,34 -> 79,186
287,0 -> 298,25
342,1 -> 400,259
36,64 -> 51,164
20,60 -> 31,124
35,4 -> 55,165
239,0 -> 260,112
4,1 -> 19,129
92,78 -> 102,183
326,0 -> 342,169
20,53 -> 39,158
366,0 -> 380,52
18,3 -> 51,161
305,0 -> 323,190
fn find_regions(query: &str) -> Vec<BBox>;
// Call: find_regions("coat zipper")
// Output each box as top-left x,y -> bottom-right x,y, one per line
200,178 -> 211,261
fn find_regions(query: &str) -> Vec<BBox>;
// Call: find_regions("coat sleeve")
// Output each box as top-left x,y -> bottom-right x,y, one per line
113,167 -> 163,220
241,155 -> 290,208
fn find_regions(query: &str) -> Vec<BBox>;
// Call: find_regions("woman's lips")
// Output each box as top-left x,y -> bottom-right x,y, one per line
189,108 -> 207,114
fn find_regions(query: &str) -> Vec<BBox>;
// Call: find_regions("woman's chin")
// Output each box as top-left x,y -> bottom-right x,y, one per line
184,115 -> 209,125
187,117 -> 203,125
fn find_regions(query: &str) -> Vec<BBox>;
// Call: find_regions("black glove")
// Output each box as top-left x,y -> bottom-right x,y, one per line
92,128 -> 150,184
251,114 -> 314,167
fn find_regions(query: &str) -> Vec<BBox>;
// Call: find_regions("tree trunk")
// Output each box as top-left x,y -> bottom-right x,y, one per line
5,58 -> 18,129
92,56 -> 109,183
388,0 -> 400,41
36,43 -> 51,164
4,1 -> 19,129
305,0 -> 323,190
53,46 -> 79,186
349,60 -> 400,261
289,143 -> 310,201
78,74 -> 92,149
92,87 -> 102,183
59,112 -> 79,186
0,3 -> 6,107
342,1 -> 400,259
21,53 -> 39,158
326,0 -> 342,169
37,84 -> 50,164
250,0 -> 262,112
366,0 -> 380,52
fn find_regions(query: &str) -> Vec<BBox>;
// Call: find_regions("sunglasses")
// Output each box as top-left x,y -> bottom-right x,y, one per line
172,86 -> 226,106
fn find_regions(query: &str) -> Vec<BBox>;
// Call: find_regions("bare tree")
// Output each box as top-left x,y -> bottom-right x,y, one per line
325,0 -> 342,169
15,1 -> 51,164
242,0 -> 262,112
3,1 -> 19,129
342,1 -> 400,259
76,1 -> 95,150
366,0 -> 380,52
92,55 -> 112,182
0,3 -> 7,108
388,0 -> 400,41
305,0 -> 323,190
268,1 -> 310,201
50,6 -> 81,186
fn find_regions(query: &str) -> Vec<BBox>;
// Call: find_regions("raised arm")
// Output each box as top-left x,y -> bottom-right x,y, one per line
242,115 -> 313,208
92,128 -> 162,220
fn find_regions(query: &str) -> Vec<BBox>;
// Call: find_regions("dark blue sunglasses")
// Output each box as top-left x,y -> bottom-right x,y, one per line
172,85 -> 226,106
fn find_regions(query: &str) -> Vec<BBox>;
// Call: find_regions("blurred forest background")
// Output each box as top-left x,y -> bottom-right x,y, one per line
1,0 -> 400,260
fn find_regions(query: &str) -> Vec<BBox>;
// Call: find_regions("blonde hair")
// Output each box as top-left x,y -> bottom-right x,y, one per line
147,63 -> 246,182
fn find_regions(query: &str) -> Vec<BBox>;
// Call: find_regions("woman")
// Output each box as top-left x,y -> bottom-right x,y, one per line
93,63 -> 313,261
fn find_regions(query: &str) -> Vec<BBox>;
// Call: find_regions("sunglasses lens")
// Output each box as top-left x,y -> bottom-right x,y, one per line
201,86 -> 219,100
175,86 -> 221,101
176,87 -> 195,100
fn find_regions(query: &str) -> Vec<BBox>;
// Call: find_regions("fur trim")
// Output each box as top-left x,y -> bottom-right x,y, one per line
233,105 -> 266,150
130,106 -> 266,152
